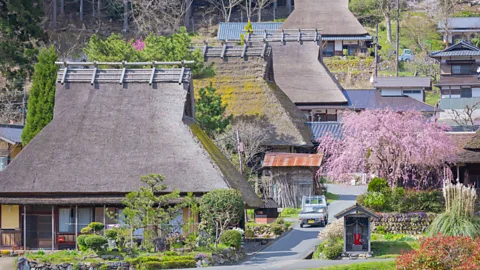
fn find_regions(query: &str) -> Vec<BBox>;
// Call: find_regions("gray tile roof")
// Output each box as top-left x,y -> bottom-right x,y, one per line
374,76 -> 431,89
0,124 -> 23,144
322,36 -> 373,41
438,17 -> 480,30
430,41 -> 480,58
306,122 -> 343,141
217,22 -> 283,41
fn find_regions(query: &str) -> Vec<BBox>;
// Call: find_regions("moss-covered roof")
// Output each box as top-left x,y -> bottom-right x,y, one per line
194,57 -> 312,147
464,129 -> 480,150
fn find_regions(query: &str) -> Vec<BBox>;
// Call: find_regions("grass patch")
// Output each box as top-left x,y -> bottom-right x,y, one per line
425,90 -> 440,106
279,208 -> 301,218
312,260 -> 396,270
326,192 -> 340,202
371,241 -> 419,258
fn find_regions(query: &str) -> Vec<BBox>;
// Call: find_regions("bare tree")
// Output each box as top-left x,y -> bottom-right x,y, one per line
377,0 -> 394,43
130,0 -> 192,34
0,89 -> 24,124
449,102 -> 480,131
242,0 -> 276,22
436,0 -> 457,44
207,0 -> 243,22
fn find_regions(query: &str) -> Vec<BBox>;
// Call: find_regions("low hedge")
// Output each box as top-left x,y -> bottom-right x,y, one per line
140,259 -> 196,270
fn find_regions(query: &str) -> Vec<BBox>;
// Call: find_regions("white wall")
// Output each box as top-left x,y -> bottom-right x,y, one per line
335,40 -> 342,51
381,89 -> 402,96
402,90 -> 424,102
473,88 -> 480,98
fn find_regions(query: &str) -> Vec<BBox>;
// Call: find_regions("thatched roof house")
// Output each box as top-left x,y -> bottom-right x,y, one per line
449,131 -> 480,188
0,65 -> 261,208
281,0 -> 368,36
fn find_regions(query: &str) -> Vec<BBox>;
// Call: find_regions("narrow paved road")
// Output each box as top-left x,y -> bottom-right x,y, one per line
241,184 -> 366,267
181,184 -> 368,270
0,257 -> 14,270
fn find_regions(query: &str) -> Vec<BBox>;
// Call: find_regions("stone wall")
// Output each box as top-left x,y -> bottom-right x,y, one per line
210,247 -> 245,266
17,257 -> 130,270
371,212 -> 437,235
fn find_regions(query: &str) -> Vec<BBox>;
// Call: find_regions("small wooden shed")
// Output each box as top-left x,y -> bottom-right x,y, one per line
334,204 -> 379,255
254,198 -> 280,224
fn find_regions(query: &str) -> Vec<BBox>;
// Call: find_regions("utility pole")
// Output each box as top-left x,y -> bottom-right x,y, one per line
236,128 -> 243,173
395,0 -> 400,77
375,23 -> 379,78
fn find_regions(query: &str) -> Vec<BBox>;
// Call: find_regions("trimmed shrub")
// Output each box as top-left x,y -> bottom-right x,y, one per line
245,229 -> 254,238
140,261 -> 163,270
140,260 -> 196,270
88,222 -> 105,233
396,235 -> 480,269
162,255 -> 194,262
163,251 -> 179,256
363,192 -> 386,211
367,177 -> 388,192
219,230 -> 242,249
84,235 -> 107,251
76,235 -> 89,251
323,241 -> 343,260
104,229 -> 118,240
80,227 -> 92,234
270,224 -> 283,236
138,255 -> 161,263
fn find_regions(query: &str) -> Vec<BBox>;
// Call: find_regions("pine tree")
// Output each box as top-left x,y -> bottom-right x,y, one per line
21,46 -> 58,145
195,83 -> 232,137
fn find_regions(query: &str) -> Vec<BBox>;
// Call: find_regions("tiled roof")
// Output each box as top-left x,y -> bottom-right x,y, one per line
263,152 -> 323,167
0,124 -> 23,144
436,75 -> 480,87
306,122 -> 343,141
322,36 -> 373,41
343,90 -> 437,112
438,17 -> 480,30
217,22 -> 283,41
430,41 -> 480,58
430,50 -> 480,57
374,76 -> 431,89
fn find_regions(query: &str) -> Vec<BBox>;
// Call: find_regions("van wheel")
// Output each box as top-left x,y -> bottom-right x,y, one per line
300,224 -> 304,228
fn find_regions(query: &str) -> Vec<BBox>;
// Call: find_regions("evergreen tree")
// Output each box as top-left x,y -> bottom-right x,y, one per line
21,46 -> 58,145
0,0 -> 45,88
195,83 -> 232,137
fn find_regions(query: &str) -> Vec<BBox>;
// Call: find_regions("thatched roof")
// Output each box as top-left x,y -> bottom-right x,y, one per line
0,76 -> 262,207
271,43 -> 347,104
194,57 -> 312,147
449,132 -> 480,164
281,0 -> 368,36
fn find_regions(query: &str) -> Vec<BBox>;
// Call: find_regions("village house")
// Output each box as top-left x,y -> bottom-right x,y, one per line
438,17 -> 480,44
430,41 -> 480,129
450,130 -> 480,190
0,124 -> 23,171
0,62 -> 261,250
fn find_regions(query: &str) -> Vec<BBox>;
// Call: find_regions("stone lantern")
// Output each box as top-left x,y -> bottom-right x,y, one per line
334,203 -> 379,257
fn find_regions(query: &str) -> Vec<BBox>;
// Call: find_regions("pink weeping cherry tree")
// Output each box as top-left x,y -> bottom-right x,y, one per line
318,109 -> 458,189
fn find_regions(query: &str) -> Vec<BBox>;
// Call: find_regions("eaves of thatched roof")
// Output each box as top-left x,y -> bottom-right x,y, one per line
0,73 -> 262,207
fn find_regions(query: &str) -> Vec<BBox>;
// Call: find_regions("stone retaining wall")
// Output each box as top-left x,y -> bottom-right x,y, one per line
371,212 -> 437,235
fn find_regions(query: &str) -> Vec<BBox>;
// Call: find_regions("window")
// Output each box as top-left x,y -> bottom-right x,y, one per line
452,65 -> 471,75
59,208 -> 92,233
403,90 -> 421,94
0,157 -> 6,171
461,88 -> 472,98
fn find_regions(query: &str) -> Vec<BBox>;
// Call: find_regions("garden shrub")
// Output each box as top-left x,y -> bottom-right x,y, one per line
80,227 -> 92,234
396,235 -> 480,269
105,229 -> 118,240
140,261 -> 163,270
318,218 -> 343,241
88,222 -> 105,233
163,251 -> 179,256
76,235 -> 89,251
356,193 -> 366,206
84,235 -> 107,251
270,224 -> 283,236
321,239 -> 344,260
138,255 -> 161,263
162,255 -> 194,262
367,177 -> 388,192
363,192 -> 386,211
219,230 -> 242,249
274,218 -> 285,224
245,229 -> 254,238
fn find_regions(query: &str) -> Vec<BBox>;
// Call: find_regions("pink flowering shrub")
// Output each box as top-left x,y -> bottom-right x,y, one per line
133,37 -> 145,51
318,109 -> 457,188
